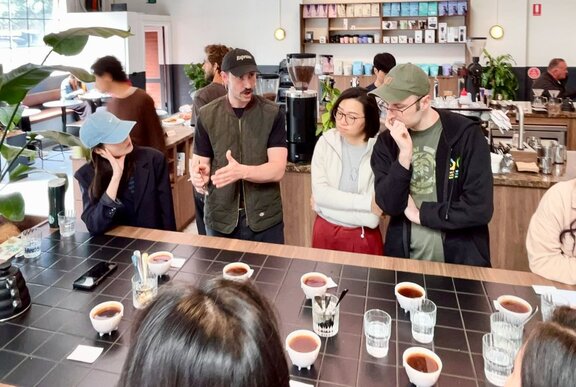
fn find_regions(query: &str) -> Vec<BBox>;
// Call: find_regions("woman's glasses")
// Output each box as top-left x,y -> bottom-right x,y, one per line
335,110 -> 364,125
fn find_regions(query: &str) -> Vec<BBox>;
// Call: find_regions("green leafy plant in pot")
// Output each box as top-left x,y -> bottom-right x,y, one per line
316,77 -> 341,136
0,27 -> 132,222
184,63 -> 209,93
481,49 -> 519,101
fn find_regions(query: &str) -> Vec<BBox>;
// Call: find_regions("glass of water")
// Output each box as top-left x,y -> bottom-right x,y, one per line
482,333 -> 515,387
363,309 -> 392,358
21,228 -> 42,259
57,210 -> 76,237
490,312 -> 523,355
410,298 -> 437,344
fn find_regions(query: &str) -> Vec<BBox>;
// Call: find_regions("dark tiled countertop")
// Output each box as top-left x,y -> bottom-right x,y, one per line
0,231 -> 548,387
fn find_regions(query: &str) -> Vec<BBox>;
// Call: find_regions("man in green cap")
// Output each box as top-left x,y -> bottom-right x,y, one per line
370,63 -> 493,267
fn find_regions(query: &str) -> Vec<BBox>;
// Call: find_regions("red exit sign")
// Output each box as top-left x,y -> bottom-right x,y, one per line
533,4 -> 542,16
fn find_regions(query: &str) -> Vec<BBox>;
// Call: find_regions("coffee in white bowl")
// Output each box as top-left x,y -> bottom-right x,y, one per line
89,301 -> 124,337
300,272 -> 329,299
403,347 -> 443,387
395,282 -> 426,313
285,329 -> 321,370
493,295 -> 533,324
222,262 -> 254,281
147,251 -> 174,276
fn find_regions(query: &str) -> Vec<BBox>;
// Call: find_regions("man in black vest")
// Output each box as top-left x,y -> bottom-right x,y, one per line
191,48 -> 287,244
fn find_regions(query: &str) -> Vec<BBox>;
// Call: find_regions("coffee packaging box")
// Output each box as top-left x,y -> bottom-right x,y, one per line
401,2 -> 410,16
391,2 -> 401,17
415,30 -> 424,43
428,1 -> 438,16
346,4 -> 354,17
399,20 -> 409,30
425,29 -> 436,43
448,1 -> 458,16
458,26 -> 467,42
418,2 -> 429,16
458,1 -> 468,15
418,19 -> 427,29
382,3 -> 391,17
447,26 -> 459,42
439,1 -> 448,16
399,35 -> 408,44
410,2 -> 419,16
383,36 -> 391,44
337,4 -> 346,17
317,4 -> 327,17
391,36 -> 399,44
362,3 -> 371,17
328,4 -> 337,18
438,22 -> 448,43
303,5 -> 311,18
428,16 -> 438,29
408,20 -> 418,29
371,3 -> 380,16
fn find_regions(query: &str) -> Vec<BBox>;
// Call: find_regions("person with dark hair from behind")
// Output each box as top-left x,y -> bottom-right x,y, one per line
118,278 -> 290,387
91,55 -> 167,155
192,44 -> 230,236
532,58 -> 576,99
504,306 -> 576,387
311,87 -> 384,254
526,178 -> 576,284
74,111 -> 176,235
365,52 -> 396,92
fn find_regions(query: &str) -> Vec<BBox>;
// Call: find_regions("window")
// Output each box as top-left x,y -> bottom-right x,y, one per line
0,0 -> 58,49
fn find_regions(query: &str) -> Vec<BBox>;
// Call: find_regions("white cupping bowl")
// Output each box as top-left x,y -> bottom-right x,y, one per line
285,329 -> 321,370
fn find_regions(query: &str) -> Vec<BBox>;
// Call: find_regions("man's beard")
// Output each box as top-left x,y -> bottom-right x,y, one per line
204,70 -> 214,83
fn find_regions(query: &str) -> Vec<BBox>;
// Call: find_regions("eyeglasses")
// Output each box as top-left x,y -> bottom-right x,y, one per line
376,95 -> 425,114
335,110 -> 364,125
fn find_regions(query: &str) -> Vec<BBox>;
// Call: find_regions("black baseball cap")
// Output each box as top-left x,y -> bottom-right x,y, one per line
221,48 -> 259,77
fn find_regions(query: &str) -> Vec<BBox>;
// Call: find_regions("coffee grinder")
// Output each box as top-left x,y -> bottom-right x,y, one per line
465,37 -> 487,102
286,53 -> 318,163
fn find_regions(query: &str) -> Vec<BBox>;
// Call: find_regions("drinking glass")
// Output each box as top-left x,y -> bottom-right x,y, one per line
490,312 -> 523,355
410,299 -> 437,344
482,333 -> 515,387
132,274 -> 158,309
21,228 -> 42,258
57,210 -> 76,237
312,294 -> 340,337
363,309 -> 392,358
541,292 -> 555,322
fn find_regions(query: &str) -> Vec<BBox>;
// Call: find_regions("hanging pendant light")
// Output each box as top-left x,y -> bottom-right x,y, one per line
274,0 -> 286,41
489,0 -> 504,39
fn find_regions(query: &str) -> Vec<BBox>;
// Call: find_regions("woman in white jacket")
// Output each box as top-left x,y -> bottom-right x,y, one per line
311,87 -> 384,255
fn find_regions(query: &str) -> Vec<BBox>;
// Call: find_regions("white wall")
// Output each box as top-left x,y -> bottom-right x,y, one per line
117,0 -> 572,67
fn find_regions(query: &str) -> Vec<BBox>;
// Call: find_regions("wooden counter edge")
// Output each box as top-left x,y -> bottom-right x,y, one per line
107,226 -> 575,290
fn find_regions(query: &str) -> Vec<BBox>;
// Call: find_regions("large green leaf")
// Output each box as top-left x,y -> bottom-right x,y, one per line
0,64 -> 53,104
8,163 -> 31,182
0,142 -> 36,162
0,192 -> 25,221
0,105 -> 24,131
48,66 -> 94,83
44,27 -> 133,56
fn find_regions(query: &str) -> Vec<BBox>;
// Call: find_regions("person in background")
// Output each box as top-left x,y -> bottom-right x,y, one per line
311,87 -> 384,255
504,306 -> 576,387
365,52 -> 396,92
60,74 -> 93,119
370,63 -> 493,267
532,58 -> 576,99
91,56 -> 167,155
192,44 -> 230,236
191,48 -> 287,244
75,111 -> 176,235
118,279 -> 290,387
526,179 -> 576,284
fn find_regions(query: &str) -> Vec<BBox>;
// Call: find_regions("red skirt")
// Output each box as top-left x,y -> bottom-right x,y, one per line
312,216 -> 384,255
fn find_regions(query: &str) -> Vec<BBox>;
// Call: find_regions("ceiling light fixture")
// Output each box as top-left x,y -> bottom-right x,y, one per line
274,0 -> 286,41
489,0 -> 504,39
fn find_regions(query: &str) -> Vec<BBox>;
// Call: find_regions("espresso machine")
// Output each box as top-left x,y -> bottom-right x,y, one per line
465,37 -> 487,102
286,53 -> 318,163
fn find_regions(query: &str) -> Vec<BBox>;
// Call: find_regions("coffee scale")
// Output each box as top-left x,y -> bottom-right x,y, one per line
286,53 -> 318,163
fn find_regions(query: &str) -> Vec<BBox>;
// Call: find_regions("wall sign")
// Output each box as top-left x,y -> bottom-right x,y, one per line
533,4 -> 542,16
527,67 -> 541,80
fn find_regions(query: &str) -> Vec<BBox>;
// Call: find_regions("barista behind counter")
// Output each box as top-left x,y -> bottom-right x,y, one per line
533,58 -> 576,99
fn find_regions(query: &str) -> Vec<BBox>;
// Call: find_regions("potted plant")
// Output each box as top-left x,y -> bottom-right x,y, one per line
0,27 -> 132,223
316,77 -> 341,135
481,49 -> 519,101
184,63 -> 209,96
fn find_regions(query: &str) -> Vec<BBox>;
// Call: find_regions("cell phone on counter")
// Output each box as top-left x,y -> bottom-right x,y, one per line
73,262 -> 118,291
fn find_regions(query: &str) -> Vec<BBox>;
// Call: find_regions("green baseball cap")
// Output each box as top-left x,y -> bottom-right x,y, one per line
369,63 -> 430,103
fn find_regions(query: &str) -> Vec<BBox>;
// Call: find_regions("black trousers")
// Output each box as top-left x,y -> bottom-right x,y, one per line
194,191 -> 207,235
206,209 -> 284,244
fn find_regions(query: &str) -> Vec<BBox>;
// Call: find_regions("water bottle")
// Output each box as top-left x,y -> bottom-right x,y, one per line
48,177 -> 66,228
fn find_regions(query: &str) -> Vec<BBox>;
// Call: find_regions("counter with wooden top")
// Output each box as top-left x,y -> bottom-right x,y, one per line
109,225 -> 576,290
510,111 -> 576,150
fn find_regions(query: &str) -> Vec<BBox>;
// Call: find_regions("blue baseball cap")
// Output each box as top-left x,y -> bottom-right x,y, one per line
79,111 -> 136,149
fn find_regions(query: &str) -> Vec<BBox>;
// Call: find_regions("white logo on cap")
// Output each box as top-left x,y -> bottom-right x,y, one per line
236,55 -> 253,61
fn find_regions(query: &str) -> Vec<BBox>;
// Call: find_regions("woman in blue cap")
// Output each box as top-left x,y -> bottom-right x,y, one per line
74,111 -> 176,235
